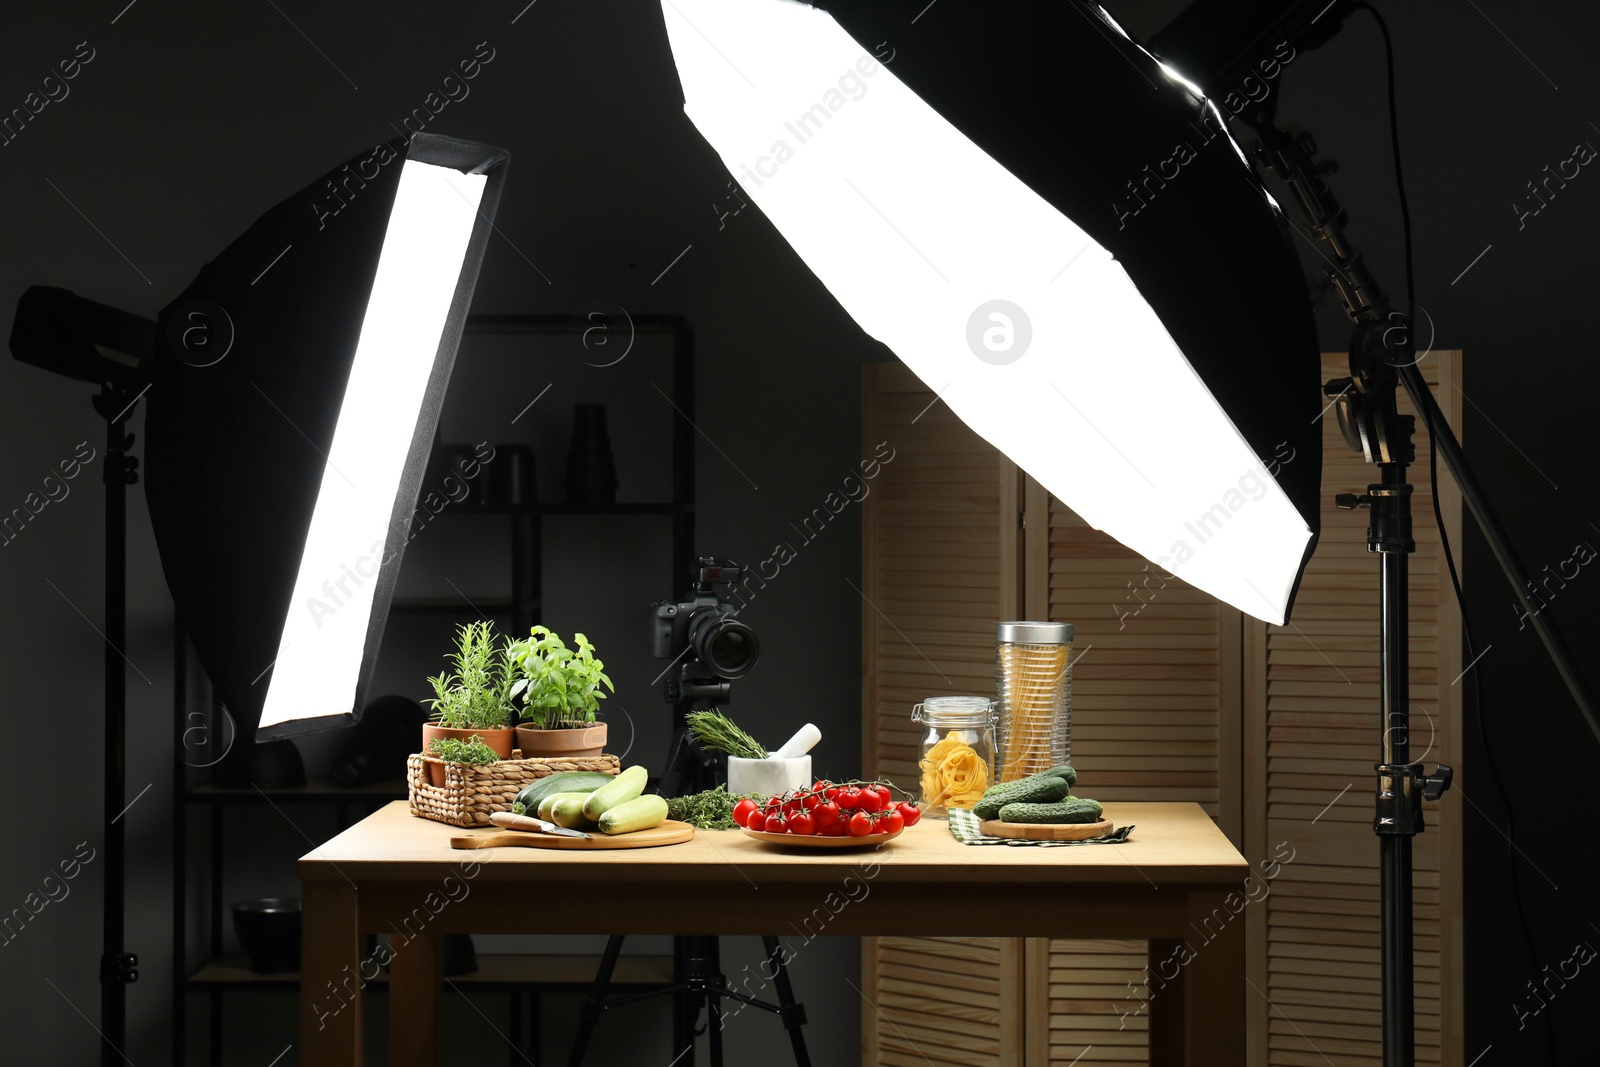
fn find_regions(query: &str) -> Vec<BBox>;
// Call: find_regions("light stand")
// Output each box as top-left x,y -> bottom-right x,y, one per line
1244,66 -> 1600,1067
95,380 -> 141,1065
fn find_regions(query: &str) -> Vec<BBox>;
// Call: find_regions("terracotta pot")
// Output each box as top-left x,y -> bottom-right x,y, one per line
421,724 -> 516,759
424,757 -> 447,787
515,722 -> 607,758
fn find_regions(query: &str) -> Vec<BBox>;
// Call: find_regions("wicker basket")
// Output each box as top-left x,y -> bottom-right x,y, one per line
407,753 -> 620,827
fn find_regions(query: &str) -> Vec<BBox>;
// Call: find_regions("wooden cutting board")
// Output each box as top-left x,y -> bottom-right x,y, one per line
450,820 -> 695,850
978,818 -> 1114,841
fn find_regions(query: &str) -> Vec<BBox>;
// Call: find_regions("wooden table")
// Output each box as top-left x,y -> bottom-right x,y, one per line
300,801 -> 1248,1066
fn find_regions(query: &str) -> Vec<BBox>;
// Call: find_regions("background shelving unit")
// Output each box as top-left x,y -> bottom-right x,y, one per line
172,315 -> 695,1065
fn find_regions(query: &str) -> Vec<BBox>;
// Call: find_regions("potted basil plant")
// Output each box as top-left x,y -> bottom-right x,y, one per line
509,625 -> 613,758
421,621 -> 517,759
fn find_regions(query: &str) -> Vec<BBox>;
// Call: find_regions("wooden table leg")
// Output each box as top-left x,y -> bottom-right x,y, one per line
1184,887 -> 1247,1067
300,879 -> 363,1067
1147,938 -> 1187,1067
389,930 -> 442,1067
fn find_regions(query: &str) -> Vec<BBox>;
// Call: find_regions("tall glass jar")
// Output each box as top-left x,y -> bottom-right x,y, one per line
995,621 -> 1072,782
912,696 -> 996,818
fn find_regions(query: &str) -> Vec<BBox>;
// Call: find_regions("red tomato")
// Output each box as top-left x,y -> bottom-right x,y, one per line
858,788 -> 884,814
765,813 -> 787,834
746,812 -> 767,832
848,812 -> 873,837
733,799 -> 759,828
766,796 -> 783,810
882,809 -> 905,834
838,787 -> 862,810
788,812 -> 815,836
896,801 -> 922,827
812,780 -> 829,794
813,801 -> 841,828
873,784 -> 894,808
823,786 -> 842,803
782,799 -> 801,817
801,791 -> 822,811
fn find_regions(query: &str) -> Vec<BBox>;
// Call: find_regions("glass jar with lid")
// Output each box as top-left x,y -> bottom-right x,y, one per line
912,695 -> 996,818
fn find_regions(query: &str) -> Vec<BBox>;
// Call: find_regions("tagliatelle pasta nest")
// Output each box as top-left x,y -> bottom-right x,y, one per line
919,732 -> 990,811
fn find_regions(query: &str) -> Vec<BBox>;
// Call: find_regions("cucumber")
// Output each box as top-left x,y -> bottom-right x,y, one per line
598,794 -> 670,835
998,797 -> 1103,824
511,771 -> 617,815
549,794 -> 598,830
972,775 -> 1071,819
1039,763 -> 1078,787
582,765 -> 648,821
537,791 -> 593,822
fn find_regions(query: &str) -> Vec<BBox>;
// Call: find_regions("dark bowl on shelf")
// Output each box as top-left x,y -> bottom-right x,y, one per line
231,897 -> 302,974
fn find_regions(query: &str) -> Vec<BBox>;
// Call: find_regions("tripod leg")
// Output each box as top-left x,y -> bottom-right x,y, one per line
760,937 -> 811,1067
707,938 -> 725,1067
568,934 -> 627,1067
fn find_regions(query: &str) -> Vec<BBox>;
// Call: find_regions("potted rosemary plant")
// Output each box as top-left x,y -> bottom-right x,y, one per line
509,625 -> 613,757
421,621 -> 517,759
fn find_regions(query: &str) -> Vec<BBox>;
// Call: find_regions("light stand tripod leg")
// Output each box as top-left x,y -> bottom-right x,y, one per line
761,937 -> 812,1067
567,934 -> 628,1067
707,939 -> 724,1067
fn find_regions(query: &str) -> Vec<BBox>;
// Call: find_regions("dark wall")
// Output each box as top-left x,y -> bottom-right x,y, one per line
2,0 -> 1597,1064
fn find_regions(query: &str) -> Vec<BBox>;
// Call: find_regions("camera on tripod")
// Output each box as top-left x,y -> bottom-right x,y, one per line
649,557 -> 760,705
650,557 -> 761,798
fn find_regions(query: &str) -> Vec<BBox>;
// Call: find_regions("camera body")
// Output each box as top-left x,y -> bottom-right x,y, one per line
649,558 -> 759,680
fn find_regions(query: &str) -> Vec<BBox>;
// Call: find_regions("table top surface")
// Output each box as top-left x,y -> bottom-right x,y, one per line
300,801 -> 1247,887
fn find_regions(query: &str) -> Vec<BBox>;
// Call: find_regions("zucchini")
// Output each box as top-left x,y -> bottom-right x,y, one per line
549,794 -> 598,830
511,771 -> 616,815
998,797 -> 1103,824
583,765 -> 648,821
972,775 -> 1071,819
598,794 -> 670,835
536,791 -> 593,822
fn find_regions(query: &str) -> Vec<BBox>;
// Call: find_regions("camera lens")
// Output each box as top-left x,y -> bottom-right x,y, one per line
689,610 -> 760,679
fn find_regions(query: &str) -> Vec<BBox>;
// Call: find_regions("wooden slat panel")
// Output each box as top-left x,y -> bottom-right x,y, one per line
1249,353 -> 1464,1067
862,362 -> 1019,1066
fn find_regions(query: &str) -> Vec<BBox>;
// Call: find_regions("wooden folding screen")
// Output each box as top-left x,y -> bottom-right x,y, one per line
860,356 -> 1463,1066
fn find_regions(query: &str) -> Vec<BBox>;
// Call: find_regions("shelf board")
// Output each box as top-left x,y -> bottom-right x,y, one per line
186,775 -> 407,803
186,952 -> 675,990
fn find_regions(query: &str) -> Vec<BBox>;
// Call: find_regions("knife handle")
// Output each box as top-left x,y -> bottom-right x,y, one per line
491,811 -> 549,832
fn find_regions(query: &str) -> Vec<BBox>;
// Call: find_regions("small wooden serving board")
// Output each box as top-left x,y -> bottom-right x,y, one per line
978,818 -> 1114,841
450,820 -> 695,851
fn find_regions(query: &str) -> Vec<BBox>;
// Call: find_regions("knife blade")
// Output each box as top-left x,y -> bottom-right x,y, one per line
490,810 -> 591,839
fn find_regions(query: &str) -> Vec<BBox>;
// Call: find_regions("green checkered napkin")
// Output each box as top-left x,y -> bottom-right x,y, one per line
946,807 -> 1133,846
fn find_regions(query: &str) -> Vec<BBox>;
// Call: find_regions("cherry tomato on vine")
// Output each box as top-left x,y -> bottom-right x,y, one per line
858,788 -> 884,814
745,812 -> 767,832
896,801 -> 922,827
882,809 -> 905,834
812,780 -> 829,794
801,791 -> 822,811
766,796 -> 783,811
848,812 -> 873,837
765,813 -> 788,834
733,799 -> 759,828
789,812 -> 815,835
813,801 -> 841,828
838,787 -> 862,810
873,784 -> 894,809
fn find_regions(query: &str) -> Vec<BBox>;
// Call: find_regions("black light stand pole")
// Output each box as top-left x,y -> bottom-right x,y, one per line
91,382 -> 142,1065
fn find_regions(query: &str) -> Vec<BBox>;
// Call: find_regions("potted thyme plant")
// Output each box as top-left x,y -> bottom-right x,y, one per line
421,621 -> 517,759
422,735 -> 500,786
509,625 -> 614,757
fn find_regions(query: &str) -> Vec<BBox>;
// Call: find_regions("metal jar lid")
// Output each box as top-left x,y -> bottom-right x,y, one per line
996,620 -> 1073,644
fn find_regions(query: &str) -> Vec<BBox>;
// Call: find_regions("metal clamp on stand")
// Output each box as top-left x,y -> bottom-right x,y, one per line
1374,762 -> 1453,836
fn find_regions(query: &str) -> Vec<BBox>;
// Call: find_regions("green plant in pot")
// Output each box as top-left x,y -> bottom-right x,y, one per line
421,621 -> 517,759
423,735 -> 500,786
509,625 -> 614,758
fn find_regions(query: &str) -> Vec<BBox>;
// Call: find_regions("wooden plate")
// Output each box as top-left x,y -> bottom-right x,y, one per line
977,818 -> 1114,841
450,820 -> 695,850
737,826 -> 904,848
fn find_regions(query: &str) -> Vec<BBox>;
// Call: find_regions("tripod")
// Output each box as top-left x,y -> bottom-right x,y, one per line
567,664 -> 811,1067
567,934 -> 810,1067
